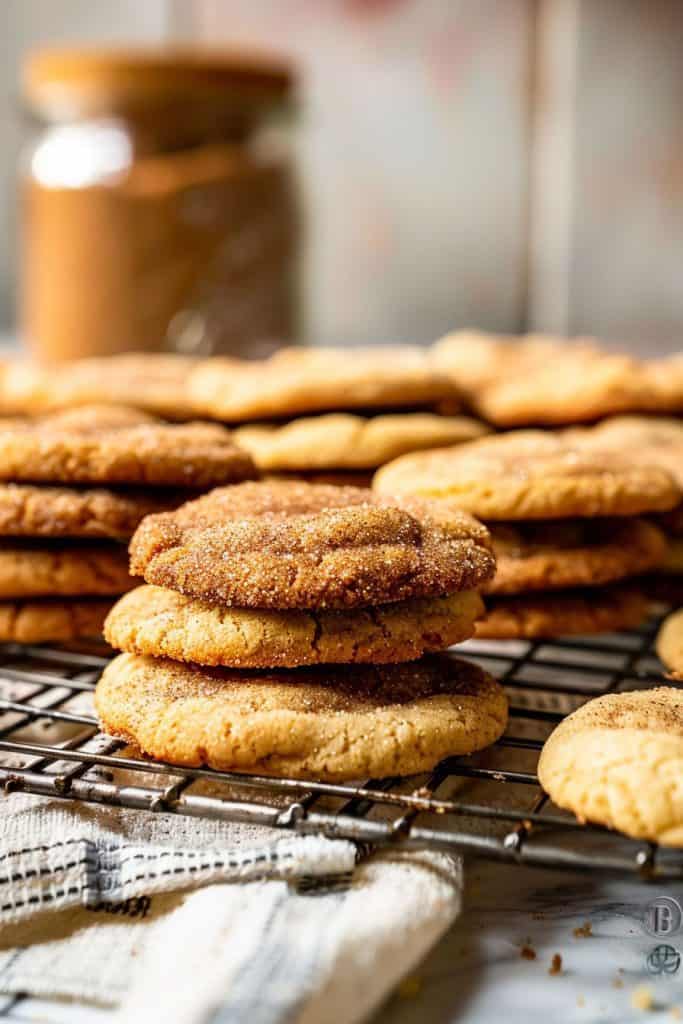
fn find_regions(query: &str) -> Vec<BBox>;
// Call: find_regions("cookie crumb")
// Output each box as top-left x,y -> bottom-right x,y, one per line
573,921 -> 592,938
577,995 -> 585,1007
397,976 -> 422,999
631,986 -> 654,1011
613,976 -> 624,989
670,1008 -> 681,1020
548,953 -> 562,975
520,945 -> 536,961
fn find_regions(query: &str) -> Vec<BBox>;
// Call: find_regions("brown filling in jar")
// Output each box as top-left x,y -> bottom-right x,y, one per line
21,47 -> 300,361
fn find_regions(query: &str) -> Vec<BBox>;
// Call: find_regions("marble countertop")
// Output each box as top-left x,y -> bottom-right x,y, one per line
376,858 -> 683,1023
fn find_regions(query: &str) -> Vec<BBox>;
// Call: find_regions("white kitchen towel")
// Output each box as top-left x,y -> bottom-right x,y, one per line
0,782 -> 462,1023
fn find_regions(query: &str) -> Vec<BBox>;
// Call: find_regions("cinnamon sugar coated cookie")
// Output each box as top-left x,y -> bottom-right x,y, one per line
234,412 -> 488,471
0,405 -> 256,487
189,346 -> 457,421
486,518 -> 667,595
129,480 -> 495,609
538,688 -> 683,845
0,541 -> 133,598
475,586 -> 647,639
0,597 -> 114,643
656,608 -> 683,679
432,331 -> 683,426
0,352 -> 202,419
0,483 -> 181,540
374,433 -> 680,520
95,652 -> 508,779
566,415 -> 683,487
105,585 -> 484,668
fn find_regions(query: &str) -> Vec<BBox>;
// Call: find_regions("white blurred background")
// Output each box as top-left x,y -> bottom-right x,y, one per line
3,0 -> 683,352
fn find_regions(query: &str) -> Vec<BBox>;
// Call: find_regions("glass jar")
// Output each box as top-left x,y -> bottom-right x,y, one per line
21,48 -> 299,361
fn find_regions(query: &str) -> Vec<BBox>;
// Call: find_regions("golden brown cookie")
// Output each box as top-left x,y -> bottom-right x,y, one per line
434,332 -> 683,427
0,483 -> 183,540
0,541 -> 133,598
234,412 -> 488,471
105,585 -> 484,668
486,518 -> 668,595
0,597 -> 113,643
374,433 -> 680,519
0,404 -> 256,487
0,353 -> 203,420
475,586 -> 647,639
129,480 -> 495,609
656,608 -> 683,678
566,415 -> 683,488
430,330 -> 580,397
95,652 -> 508,780
189,346 -> 458,421
538,688 -> 683,845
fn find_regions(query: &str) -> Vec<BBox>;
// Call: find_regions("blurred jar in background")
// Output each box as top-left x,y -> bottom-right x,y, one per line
21,48 -> 299,361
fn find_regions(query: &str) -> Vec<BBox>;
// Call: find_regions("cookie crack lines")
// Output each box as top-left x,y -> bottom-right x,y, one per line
128,481 -> 495,609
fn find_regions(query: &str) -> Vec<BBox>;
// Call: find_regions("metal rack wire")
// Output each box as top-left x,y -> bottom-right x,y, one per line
0,613 -> 681,881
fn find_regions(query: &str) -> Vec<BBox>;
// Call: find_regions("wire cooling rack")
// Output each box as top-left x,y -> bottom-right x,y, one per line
0,613 -> 681,881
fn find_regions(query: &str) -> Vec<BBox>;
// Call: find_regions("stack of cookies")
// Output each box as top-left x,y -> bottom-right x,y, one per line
565,416 -> 683,584
203,346 -> 488,485
97,480 -> 508,780
0,405 -> 256,644
374,431 -> 680,639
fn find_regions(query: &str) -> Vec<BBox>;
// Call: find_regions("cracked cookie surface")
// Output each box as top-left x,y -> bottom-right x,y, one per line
129,480 -> 495,609
95,652 -> 508,779
105,585 -> 484,667
374,432 -> 680,519
0,404 -> 256,487
538,688 -> 683,846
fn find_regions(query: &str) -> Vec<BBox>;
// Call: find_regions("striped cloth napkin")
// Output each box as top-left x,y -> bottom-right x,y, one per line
0,769 -> 462,1024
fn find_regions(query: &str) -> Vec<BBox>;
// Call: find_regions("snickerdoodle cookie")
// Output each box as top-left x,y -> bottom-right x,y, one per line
0,541 -> 132,598
95,652 -> 508,779
0,597 -> 114,643
189,346 -> 457,421
105,585 -> 484,668
0,483 -> 182,541
538,688 -> 683,845
0,404 -> 256,487
656,608 -> 683,679
234,412 -> 488,472
486,518 -> 667,595
129,480 -> 495,609
475,586 -> 647,639
433,331 -> 683,426
566,415 -> 683,486
374,433 -> 680,520
0,353 -> 203,420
